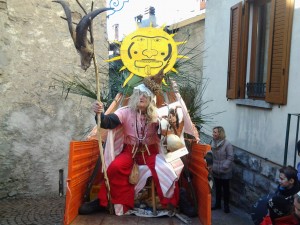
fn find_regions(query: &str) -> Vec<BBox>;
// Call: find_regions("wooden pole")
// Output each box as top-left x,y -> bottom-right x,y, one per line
93,54 -> 114,214
90,13 -> 113,213
93,60 -> 113,213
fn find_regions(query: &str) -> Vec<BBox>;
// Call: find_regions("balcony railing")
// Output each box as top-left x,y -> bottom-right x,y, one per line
246,82 -> 266,98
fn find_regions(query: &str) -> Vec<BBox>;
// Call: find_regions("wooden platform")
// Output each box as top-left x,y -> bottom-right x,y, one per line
71,212 -> 202,225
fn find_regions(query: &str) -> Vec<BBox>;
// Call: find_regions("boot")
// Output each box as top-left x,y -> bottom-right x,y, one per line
78,199 -> 105,215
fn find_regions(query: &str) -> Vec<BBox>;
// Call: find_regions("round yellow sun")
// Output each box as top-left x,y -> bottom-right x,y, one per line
107,26 -> 187,87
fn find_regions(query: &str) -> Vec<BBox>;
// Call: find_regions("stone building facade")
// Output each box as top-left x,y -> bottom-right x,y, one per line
0,0 -> 108,198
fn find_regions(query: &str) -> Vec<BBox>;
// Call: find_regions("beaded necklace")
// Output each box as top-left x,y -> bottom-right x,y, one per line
135,110 -> 148,143
132,110 -> 151,161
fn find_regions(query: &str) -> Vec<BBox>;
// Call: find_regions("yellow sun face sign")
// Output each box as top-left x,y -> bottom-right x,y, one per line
120,27 -> 177,77
107,26 -> 187,87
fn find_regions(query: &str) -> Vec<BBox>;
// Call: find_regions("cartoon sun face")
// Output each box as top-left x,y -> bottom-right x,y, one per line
120,27 -> 177,76
107,26 -> 187,87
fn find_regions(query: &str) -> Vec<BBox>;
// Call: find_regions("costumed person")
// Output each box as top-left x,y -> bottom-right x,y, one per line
79,82 -> 181,215
210,126 -> 234,213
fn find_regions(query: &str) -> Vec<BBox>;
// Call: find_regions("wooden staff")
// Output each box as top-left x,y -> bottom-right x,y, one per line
92,54 -> 114,214
90,16 -> 113,214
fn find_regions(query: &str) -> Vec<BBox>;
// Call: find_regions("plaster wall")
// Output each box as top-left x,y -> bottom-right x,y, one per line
202,0 -> 300,166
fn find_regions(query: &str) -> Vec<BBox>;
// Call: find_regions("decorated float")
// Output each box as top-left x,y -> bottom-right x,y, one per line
53,1 -> 212,224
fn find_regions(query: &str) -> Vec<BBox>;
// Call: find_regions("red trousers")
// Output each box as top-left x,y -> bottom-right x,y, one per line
98,144 -> 179,212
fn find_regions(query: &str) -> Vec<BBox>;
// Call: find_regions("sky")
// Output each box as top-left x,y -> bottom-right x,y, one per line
105,0 -> 202,41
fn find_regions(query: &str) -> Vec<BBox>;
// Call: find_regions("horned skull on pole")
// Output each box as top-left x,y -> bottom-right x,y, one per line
53,0 -> 113,70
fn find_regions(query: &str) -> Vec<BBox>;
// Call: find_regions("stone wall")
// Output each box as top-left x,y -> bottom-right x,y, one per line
231,146 -> 280,212
201,132 -> 281,212
0,0 -> 108,198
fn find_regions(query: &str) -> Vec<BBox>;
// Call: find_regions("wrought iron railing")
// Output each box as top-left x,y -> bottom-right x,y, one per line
246,82 -> 266,98
284,113 -> 300,166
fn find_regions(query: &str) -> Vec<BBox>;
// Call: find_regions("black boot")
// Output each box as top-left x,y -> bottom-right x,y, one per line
78,199 -> 105,215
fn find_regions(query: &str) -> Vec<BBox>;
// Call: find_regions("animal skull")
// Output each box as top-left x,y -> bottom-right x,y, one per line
53,0 -> 113,70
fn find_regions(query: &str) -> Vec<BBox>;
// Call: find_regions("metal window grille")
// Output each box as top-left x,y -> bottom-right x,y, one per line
246,82 -> 266,98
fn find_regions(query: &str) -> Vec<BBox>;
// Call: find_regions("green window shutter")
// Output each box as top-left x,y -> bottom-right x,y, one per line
265,0 -> 294,105
227,2 -> 243,99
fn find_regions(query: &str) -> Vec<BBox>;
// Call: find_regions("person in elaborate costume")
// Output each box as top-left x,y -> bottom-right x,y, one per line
79,83 -> 182,215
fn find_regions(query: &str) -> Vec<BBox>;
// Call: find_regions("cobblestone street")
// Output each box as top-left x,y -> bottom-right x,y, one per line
0,196 -> 64,225
0,196 -> 253,225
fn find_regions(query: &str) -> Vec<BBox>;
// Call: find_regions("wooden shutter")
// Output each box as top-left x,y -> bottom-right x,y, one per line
265,0 -> 294,105
227,2 -> 243,99
239,0 -> 250,98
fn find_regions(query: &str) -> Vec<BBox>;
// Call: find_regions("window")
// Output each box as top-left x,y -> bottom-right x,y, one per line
248,0 -> 271,99
227,0 -> 294,105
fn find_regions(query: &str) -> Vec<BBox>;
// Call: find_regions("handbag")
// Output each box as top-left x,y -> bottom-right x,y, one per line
129,161 -> 139,185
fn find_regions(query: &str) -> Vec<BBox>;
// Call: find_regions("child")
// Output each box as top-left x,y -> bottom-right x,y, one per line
275,166 -> 300,203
